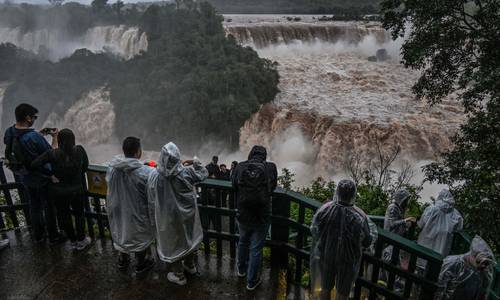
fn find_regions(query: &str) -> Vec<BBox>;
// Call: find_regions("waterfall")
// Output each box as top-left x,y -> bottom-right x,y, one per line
0,25 -> 148,61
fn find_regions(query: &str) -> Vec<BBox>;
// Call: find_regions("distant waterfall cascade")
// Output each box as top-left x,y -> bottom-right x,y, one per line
0,25 -> 148,60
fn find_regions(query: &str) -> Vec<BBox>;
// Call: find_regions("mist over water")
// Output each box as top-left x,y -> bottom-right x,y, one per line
0,25 -> 147,61
0,15 -> 459,201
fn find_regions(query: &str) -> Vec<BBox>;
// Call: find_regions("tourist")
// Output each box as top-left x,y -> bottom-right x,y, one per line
231,145 -> 277,290
147,142 -> 208,285
230,161 -> 238,178
436,235 -> 495,300
31,129 -> 90,251
219,164 -> 230,181
206,155 -> 221,179
381,189 -> 415,290
3,104 -> 64,244
384,189 -> 415,237
417,189 -> 463,256
106,137 -> 155,273
310,179 -> 373,300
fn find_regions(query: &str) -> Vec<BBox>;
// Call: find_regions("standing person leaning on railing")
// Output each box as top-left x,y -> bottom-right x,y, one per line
231,145 -> 278,291
147,142 -> 208,286
105,137 -> 155,274
31,129 -> 91,251
310,179 -> 373,300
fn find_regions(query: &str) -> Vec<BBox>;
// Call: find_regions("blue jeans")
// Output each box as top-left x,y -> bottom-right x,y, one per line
237,222 -> 269,285
28,185 -> 58,241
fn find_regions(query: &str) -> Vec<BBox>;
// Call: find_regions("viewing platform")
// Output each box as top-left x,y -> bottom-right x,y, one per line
1,164 -> 499,300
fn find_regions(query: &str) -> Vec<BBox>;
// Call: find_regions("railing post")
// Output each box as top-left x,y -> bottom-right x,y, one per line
420,259 -> 442,300
271,192 -> 290,269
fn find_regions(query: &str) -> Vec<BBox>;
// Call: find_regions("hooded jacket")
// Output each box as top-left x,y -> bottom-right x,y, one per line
310,181 -> 373,298
147,142 -> 208,263
436,235 -> 495,300
106,155 -> 154,253
384,189 -> 411,237
417,189 -> 463,256
231,145 -> 278,226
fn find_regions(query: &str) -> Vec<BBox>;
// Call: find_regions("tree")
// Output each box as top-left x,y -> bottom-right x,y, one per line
91,0 -> 108,13
111,0 -> 124,18
381,0 -> 500,252
48,0 -> 64,5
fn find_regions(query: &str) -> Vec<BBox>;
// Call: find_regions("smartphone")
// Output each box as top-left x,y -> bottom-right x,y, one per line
40,128 -> 57,135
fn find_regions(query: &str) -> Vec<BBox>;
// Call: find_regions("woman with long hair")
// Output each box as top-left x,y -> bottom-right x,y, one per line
32,128 -> 90,250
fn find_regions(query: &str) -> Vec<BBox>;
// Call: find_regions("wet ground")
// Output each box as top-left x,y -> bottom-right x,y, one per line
0,229 -> 306,300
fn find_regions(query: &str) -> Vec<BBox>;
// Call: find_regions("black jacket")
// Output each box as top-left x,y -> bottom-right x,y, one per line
231,146 -> 277,225
31,145 -> 89,195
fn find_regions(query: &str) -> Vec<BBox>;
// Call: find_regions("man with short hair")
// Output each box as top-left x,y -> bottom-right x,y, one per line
219,164 -> 230,181
310,179 -> 373,300
3,103 -> 63,244
231,145 -> 278,290
206,155 -> 221,179
106,137 -> 155,274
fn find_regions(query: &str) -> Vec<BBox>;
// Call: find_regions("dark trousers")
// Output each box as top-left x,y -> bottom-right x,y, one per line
53,191 -> 85,242
120,248 -> 149,266
28,185 -> 58,241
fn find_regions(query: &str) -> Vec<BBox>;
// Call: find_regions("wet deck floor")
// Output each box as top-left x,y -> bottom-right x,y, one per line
0,230 -> 307,300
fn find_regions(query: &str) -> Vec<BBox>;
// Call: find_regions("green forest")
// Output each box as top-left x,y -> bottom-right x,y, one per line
0,1 -> 280,150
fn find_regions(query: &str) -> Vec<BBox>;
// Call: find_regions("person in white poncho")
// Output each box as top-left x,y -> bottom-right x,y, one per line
106,137 -> 155,274
147,142 -> 208,286
417,189 -> 463,256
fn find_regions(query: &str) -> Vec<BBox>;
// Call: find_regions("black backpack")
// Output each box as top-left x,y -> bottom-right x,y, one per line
5,131 -> 31,176
237,160 -> 270,207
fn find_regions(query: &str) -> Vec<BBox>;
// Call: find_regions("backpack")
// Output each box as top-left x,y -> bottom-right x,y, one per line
237,160 -> 270,207
5,131 -> 31,176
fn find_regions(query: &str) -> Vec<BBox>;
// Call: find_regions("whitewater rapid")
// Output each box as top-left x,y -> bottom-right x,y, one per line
0,25 -> 147,60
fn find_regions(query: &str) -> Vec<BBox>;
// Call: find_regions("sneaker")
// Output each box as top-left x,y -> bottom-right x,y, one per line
183,262 -> 197,275
49,234 -> 67,246
237,270 -> 247,278
136,259 -> 155,275
246,278 -> 262,291
75,237 -> 91,251
70,241 -> 78,250
167,272 -> 187,286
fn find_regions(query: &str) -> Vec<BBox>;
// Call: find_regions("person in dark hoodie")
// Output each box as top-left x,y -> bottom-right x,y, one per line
31,129 -> 90,251
3,103 -> 64,244
231,145 -> 277,291
384,189 -> 415,237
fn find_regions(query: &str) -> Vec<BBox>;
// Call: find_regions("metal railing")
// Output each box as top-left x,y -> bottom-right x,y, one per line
1,164 -> 498,299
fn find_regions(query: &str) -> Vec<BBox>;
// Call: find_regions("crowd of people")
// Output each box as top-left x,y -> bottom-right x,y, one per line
1,103 -> 497,299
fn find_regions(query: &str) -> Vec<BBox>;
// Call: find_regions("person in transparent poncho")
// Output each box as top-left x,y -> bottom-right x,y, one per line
417,189 -> 463,256
436,235 -> 496,300
147,142 -> 208,286
310,179 -> 373,300
106,137 -> 155,273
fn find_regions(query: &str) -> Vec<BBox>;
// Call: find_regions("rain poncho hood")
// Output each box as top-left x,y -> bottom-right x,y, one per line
147,142 -> 208,263
436,236 -> 496,300
384,189 -> 411,236
310,181 -> 374,299
417,189 -> 463,256
106,155 -> 154,253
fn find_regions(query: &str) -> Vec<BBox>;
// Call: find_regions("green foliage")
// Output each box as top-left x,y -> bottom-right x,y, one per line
0,3 -> 279,151
298,177 -> 335,204
277,168 -> 295,190
381,0 -> 500,252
